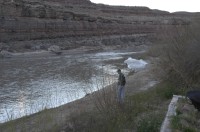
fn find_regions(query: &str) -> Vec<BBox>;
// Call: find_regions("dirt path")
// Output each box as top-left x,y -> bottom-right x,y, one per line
0,57 -> 159,132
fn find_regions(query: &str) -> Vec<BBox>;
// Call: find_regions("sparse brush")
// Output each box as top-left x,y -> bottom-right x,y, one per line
153,21 -> 200,91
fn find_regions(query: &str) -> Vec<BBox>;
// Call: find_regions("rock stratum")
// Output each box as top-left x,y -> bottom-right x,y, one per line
0,0 -> 198,52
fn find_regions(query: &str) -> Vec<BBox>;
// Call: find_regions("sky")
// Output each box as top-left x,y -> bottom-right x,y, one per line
90,0 -> 200,13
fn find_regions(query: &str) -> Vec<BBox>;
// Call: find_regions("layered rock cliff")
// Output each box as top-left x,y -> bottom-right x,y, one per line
0,0 -> 197,52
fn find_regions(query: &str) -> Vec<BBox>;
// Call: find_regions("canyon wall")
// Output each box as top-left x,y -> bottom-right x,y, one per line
0,0 -> 197,52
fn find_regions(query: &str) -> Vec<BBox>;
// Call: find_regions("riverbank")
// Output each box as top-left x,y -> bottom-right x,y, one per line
3,45 -> 104,58
0,53 -> 159,132
0,34 -> 149,54
1,43 -> 145,59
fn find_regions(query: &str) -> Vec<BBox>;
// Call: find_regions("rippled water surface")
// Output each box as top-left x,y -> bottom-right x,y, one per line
0,51 -> 137,123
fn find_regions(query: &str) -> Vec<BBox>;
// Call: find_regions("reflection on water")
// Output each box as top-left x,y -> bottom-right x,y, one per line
0,51 -> 138,123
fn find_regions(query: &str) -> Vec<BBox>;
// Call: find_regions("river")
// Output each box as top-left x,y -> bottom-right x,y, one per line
0,50 -> 142,123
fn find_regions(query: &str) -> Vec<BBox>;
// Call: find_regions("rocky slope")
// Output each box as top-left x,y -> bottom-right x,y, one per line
0,0 -> 197,52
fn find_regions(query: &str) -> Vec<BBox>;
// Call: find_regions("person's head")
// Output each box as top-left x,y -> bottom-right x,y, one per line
117,69 -> 121,74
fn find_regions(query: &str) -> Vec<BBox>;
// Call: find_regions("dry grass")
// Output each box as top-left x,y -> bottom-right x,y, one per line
171,98 -> 200,132
63,81 -> 176,132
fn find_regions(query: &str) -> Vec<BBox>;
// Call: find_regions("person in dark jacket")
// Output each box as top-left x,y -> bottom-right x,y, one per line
117,69 -> 126,103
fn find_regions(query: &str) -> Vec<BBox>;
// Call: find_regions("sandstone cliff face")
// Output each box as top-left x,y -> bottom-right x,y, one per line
0,0 -> 196,51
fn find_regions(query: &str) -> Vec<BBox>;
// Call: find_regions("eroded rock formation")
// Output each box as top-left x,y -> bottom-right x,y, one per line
0,0 -> 198,52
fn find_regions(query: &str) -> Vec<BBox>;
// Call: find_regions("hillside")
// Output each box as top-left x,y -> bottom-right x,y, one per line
0,0 -> 197,52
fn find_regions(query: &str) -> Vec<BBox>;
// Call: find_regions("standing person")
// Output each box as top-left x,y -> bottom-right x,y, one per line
117,69 -> 126,104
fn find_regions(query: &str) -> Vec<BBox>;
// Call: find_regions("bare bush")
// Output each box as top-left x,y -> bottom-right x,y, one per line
158,22 -> 200,89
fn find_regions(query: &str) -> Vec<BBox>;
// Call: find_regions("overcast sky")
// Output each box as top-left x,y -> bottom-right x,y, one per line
90,0 -> 200,13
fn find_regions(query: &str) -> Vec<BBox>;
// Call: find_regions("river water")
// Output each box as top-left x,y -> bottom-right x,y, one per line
0,51 -> 141,123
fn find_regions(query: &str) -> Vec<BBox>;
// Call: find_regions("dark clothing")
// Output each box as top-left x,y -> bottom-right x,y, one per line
187,90 -> 200,111
118,73 -> 126,86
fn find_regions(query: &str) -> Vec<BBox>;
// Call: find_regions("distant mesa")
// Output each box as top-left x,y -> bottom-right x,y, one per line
0,0 -> 197,52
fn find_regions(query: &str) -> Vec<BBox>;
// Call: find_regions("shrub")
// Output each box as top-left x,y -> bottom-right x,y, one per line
157,21 -> 200,90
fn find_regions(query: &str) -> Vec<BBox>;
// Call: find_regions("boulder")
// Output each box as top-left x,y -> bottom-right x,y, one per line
48,45 -> 62,55
0,50 -> 13,58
